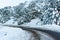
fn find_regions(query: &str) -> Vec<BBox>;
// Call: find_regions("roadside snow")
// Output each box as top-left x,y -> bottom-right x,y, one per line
4,19 -> 17,25
0,26 -> 34,40
22,18 -> 42,26
0,19 -> 40,40
0,18 -> 59,40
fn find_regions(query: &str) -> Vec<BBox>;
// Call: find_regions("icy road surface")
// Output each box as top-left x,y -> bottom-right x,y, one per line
0,19 -> 57,40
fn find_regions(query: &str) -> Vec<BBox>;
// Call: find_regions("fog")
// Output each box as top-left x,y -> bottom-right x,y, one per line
0,0 -> 30,8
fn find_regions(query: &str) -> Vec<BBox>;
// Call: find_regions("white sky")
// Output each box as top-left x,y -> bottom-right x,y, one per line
0,0 -> 30,8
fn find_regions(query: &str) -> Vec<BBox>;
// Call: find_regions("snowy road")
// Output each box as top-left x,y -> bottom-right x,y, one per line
0,18 -> 57,40
0,25 -> 55,40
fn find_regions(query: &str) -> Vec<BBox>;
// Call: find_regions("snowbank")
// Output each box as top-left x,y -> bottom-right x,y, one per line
0,18 -> 57,40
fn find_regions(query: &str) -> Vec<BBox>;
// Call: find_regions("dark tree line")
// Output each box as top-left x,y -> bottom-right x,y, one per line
0,0 -> 60,26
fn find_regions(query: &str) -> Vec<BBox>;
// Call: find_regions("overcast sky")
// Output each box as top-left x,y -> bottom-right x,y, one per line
0,0 -> 30,8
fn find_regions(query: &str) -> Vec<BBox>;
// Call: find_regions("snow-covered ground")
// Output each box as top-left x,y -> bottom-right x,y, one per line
0,0 -> 60,40
0,26 -> 34,40
0,18 -> 57,40
0,19 -> 33,40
